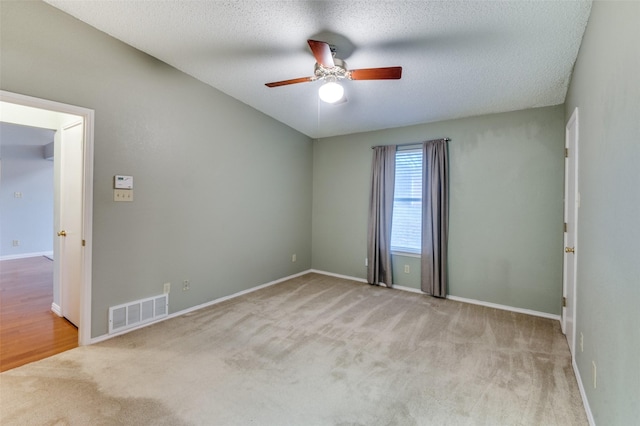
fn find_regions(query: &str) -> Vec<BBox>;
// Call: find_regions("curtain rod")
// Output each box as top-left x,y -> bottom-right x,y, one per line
371,138 -> 450,149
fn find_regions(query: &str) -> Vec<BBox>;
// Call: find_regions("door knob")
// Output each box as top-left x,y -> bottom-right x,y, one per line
57,230 -> 67,237
565,246 -> 575,253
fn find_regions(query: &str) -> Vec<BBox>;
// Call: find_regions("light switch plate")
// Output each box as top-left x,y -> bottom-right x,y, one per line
114,189 -> 133,202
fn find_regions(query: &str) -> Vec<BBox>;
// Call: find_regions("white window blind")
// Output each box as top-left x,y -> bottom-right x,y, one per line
391,149 -> 422,254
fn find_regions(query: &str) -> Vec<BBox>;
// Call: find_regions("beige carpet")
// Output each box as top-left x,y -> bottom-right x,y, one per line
0,273 -> 587,425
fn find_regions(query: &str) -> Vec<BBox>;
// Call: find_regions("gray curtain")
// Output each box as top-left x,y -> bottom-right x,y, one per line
421,139 -> 449,297
367,145 -> 396,286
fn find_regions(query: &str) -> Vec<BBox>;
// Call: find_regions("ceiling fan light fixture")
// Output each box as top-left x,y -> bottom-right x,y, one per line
318,80 -> 344,103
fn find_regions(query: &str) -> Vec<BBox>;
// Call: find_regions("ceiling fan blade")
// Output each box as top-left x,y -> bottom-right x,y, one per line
265,76 -> 314,88
307,40 -> 335,68
349,67 -> 403,80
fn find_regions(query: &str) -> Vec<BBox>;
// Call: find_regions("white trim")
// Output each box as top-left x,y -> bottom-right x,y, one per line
90,268 -> 561,342
1,90 -> 95,347
392,284 -> 423,294
0,251 -> 53,261
562,106 -> 580,356
311,269 -> 561,321
308,269 -> 368,283
51,302 -> 62,317
447,295 -> 561,321
90,270 -> 312,344
573,358 -> 596,426
79,105 -> 94,347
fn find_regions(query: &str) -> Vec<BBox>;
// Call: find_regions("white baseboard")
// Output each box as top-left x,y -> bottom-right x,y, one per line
90,269 -> 313,344
91,268 -> 561,341
446,295 -> 561,322
392,284 -> 424,294
164,270 -> 312,320
573,357 -> 596,425
0,251 -> 53,261
310,269 -> 560,322
308,269 -> 368,284
51,302 -> 62,317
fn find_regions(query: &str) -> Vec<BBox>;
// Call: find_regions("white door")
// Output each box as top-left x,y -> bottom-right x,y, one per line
57,120 -> 84,327
562,108 -> 579,356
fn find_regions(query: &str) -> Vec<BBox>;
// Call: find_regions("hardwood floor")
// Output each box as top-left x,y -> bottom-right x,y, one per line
0,256 -> 78,372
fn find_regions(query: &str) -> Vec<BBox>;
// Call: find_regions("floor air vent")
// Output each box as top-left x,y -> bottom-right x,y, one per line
109,294 -> 168,334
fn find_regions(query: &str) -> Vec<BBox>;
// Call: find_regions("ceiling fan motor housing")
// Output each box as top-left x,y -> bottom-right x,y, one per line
315,58 -> 349,81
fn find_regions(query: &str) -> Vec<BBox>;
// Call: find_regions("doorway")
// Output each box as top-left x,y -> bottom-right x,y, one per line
562,107 -> 579,357
0,256 -> 78,371
0,90 -> 94,346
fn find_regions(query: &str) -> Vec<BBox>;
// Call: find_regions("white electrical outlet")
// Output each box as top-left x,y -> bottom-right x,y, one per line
580,332 -> 584,352
12,240 -> 20,247
292,254 -> 296,262
163,282 -> 171,294
365,258 -> 368,267
592,361 -> 597,389
183,280 -> 190,291
404,265 -> 410,273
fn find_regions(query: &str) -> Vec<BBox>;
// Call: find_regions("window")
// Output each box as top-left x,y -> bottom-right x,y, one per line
390,149 -> 422,254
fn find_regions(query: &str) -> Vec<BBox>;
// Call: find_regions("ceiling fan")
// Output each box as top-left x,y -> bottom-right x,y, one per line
265,39 -> 402,103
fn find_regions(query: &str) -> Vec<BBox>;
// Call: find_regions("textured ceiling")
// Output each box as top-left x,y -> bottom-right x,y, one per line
44,1 -> 592,139
0,122 -> 55,147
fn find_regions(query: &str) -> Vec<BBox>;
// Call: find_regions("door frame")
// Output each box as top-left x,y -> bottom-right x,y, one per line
562,107 -> 579,356
1,90 -> 94,346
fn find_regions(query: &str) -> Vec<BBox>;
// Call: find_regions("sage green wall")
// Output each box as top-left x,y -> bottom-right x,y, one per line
313,105 -> 565,314
1,1 -> 313,338
564,1 -> 640,424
